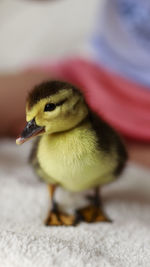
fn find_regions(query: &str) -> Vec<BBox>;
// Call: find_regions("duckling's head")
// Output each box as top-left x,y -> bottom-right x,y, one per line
16,81 -> 88,144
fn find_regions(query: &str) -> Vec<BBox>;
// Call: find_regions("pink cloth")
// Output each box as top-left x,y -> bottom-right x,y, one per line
38,58 -> 150,141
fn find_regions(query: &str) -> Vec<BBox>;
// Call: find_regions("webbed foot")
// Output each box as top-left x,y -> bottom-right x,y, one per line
45,210 -> 76,226
76,204 -> 112,223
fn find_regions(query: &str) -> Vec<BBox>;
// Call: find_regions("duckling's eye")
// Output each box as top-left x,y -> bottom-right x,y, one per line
44,103 -> 56,112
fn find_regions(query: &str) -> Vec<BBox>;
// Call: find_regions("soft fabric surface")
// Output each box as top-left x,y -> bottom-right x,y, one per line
91,0 -> 150,86
0,139 -> 150,267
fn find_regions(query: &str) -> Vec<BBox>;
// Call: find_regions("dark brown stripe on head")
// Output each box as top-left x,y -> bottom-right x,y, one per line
27,80 -> 81,108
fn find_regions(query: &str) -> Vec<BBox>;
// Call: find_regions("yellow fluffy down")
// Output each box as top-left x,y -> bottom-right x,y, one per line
37,121 -> 117,192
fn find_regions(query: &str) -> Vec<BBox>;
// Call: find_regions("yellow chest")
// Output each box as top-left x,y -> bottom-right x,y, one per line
37,127 -> 116,191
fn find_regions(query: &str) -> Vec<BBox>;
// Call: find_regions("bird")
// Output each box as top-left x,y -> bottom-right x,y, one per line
16,80 -> 128,226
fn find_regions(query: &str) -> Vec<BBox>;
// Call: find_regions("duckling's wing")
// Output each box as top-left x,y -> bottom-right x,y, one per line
29,137 -> 40,165
29,137 -> 44,182
88,111 -> 128,176
29,137 -> 56,184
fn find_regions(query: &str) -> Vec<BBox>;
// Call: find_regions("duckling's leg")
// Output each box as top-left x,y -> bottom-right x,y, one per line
45,184 -> 61,226
76,188 -> 112,223
45,184 -> 76,226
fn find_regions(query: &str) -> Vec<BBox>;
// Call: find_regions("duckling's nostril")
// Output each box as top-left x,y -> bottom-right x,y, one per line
16,118 -> 45,145
21,118 -> 44,139
27,119 -> 36,130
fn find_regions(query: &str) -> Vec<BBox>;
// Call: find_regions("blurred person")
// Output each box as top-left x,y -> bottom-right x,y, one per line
0,0 -> 150,168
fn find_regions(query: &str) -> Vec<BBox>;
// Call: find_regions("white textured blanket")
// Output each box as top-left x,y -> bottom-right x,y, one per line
0,140 -> 150,267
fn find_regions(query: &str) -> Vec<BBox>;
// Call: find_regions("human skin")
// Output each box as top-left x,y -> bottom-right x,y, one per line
126,141 -> 150,169
0,70 -> 52,136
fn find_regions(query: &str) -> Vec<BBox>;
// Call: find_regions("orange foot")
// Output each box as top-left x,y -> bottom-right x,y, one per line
76,205 -> 112,223
45,210 -> 76,226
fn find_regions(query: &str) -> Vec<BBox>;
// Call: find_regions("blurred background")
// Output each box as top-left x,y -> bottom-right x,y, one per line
0,0 -> 150,167
0,0 -> 99,71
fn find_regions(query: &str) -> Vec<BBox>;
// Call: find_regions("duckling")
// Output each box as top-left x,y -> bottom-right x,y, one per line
16,80 -> 127,226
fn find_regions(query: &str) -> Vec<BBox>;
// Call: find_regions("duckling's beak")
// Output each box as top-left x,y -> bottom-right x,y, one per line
16,118 -> 45,145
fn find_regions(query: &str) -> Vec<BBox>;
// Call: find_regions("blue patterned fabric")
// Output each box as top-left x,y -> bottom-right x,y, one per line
89,0 -> 150,87
117,0 -> 150,49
